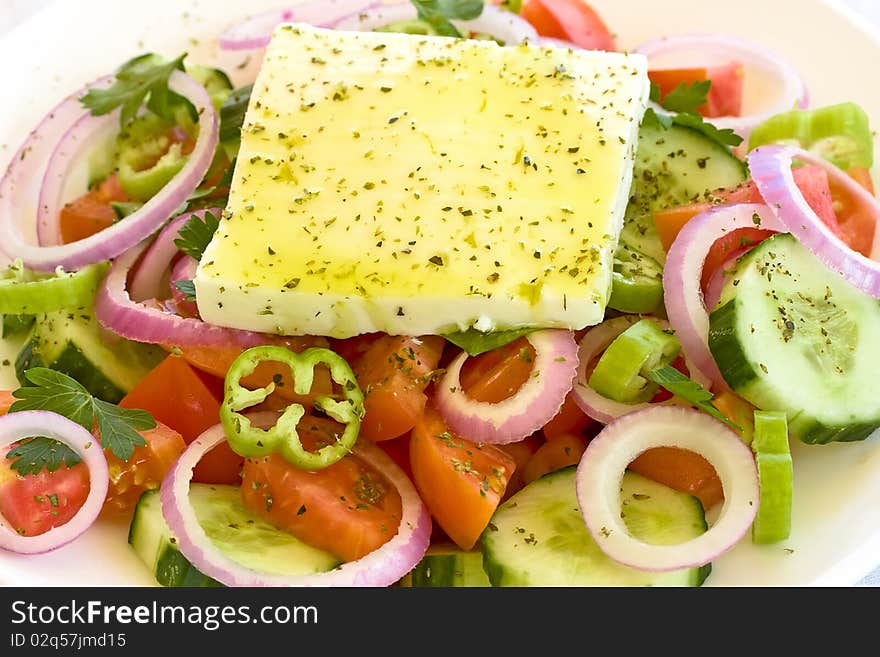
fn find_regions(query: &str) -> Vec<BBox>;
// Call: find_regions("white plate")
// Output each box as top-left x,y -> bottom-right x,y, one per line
1,0 -> 879,586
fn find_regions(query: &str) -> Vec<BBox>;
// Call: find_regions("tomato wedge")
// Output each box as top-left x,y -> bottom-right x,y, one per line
459,337 -> 535,403
241,415 -> 402,562
120,354 -> 239,484
102,421 -> 185,515
649,63 -> 744,118
628,447 -> 724,510
522,433 -> 587,484
521,0 -> 616,51
59,175 -> 129,244
410,406 -> 515,550
353,335 -> 445,442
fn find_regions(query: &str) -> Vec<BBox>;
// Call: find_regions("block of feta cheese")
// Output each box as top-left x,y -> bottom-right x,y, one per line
195,24 -> 649,338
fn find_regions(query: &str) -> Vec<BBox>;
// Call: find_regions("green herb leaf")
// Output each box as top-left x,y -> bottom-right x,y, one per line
410,0 -> 484,38
647,365 -> 741,430
174,211 -> 220,261
643,80 -> 743,150
444,327 -> 534,356
7,368 -> 156,474
5,437 -> 81,476
657,80 -> 711,115
81,53 -> 191,127
670,111 -> 743,148
219,84 -> 253,144
173,279 -> 197,302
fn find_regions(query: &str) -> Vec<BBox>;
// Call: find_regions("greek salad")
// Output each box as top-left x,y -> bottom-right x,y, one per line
0,0 -> 878,587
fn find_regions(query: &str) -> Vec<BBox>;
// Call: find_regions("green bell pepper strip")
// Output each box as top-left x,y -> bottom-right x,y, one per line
748,102 -> 873,170
0,261 -> 107,315
608,244 -> 664,314
589,318 -> 681,403
220,346 -> 365,471
116,114 -> 189,202
751,410 -> 793,544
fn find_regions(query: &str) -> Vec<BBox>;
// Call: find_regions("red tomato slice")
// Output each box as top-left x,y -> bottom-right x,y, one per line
459,337 -> 535,403
353,335 -> 445,442
649,63 -> 744,118
521,0 -> 616,51
102,420 -> 185,515
120,355 -> 240,485
410,406 -> 515,550
59,175 -> 129,244
0,458 -> 90,537
241,415 -> 403,562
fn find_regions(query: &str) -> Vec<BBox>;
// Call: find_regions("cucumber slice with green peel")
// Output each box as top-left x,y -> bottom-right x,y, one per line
589,318 -> 680,403
1,314 -> 34,339
399,545 -> 490,587
751,411 -> 793,544
622,122 -> 748,266
709,233 -> 880,444
609,243 -> 664,314
15,307 -> 164,403
481,468 -> 710,587
129,486 -> 340,587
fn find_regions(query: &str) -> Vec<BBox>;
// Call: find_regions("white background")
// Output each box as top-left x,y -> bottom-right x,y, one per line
1,0 -> 879,585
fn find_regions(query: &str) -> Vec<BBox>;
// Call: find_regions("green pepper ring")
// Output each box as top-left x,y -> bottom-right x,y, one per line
220,345 -> 365,471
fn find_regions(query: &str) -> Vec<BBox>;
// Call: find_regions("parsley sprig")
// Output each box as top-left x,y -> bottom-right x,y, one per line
647,365 -> 741,430
411,0 -> 484,38
173,279 -> 197,302
643,81 -> 743,150
81,53 -> 193,127
174,211 -> 220,261
5,368 -> 157,475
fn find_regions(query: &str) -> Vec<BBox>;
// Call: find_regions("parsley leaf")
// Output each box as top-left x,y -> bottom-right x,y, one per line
411,0 -> 484,38
219,84 -> 253,144
5,438 -> 81,476
644,81 -> 743,150
444,327 -> 534,356
647,365 -> 741,430
7,368 -> 154,473
81,53 -> 192,127
173,279 -> 197,302
174,211 -> 220,261
655,80 -> 711,114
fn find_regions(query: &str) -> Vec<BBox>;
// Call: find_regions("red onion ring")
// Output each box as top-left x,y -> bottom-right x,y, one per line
128,210 -> 218,302
749,145 -> 880,297
219,0 -> 381,50
0,75 -> 112,249
576,405 -> 758,571
95,239 -> 273,348
435,329 -> 578,444
0,411 -> 108,555
160,413 -> 431,586
169,255 -> 199,317
636,33 -> 808,138
663,203 -> 783,388
571,316 -> 712,424
0,71 -> 218,272
334,3 -> 538,45
702,246 -> 751,312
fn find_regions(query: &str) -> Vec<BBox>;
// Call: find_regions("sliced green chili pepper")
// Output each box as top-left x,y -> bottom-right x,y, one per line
0,261 -> 107,315
751,410 -> 792,544
116,114 -> 188,202
589,319 -> 681,403
748,102 -> 873,170
608,243 -> 664,314
220,346 -> 364,471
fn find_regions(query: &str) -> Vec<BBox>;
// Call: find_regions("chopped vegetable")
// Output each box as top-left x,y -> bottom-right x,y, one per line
751,411 -> 793,544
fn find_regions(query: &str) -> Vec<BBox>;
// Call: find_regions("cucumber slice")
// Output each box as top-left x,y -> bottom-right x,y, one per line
481,468 -> 710,587
1,314 -> 34,339
129,486 -> 340,587
609,243 -> 664,314
709,233 -> 880,444
15,307 -> 164,403
400,545 -> 490,587
622,122 -> 748,266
